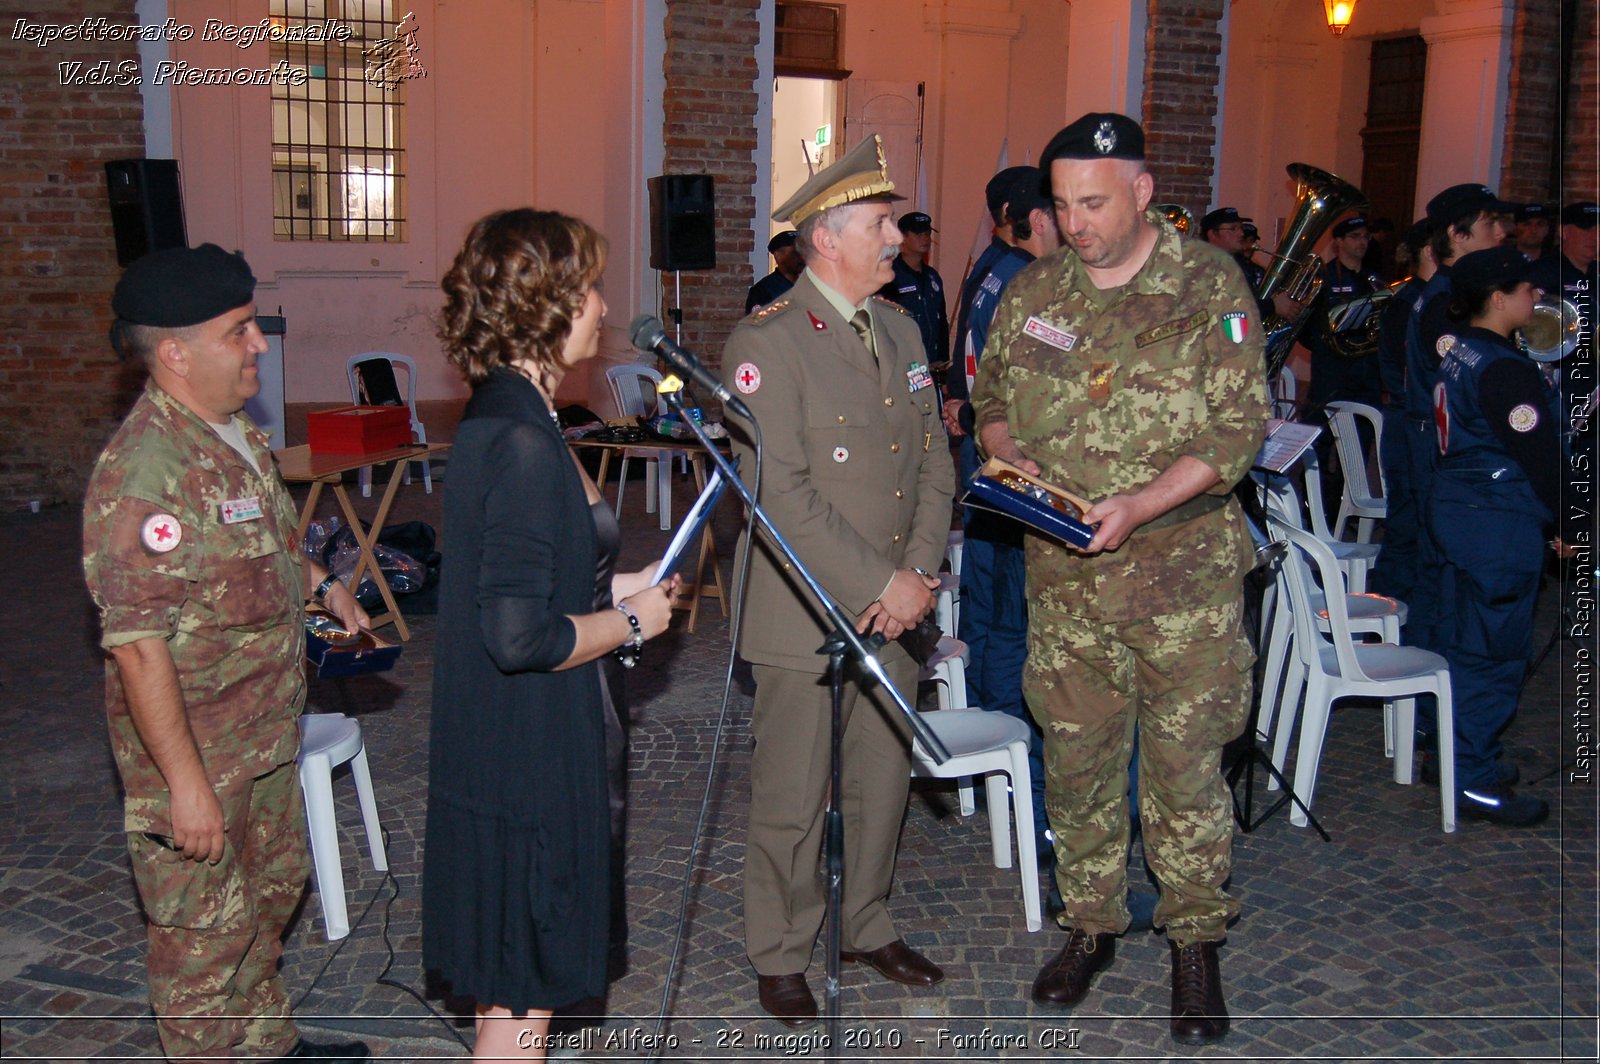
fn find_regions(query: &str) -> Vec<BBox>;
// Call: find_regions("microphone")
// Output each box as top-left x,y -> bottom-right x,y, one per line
629,314 -> 753,422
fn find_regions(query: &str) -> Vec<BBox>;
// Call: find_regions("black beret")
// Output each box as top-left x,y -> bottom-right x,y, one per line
1040,112 -> 1145,167
1451,246 -> 1536,293
112,243 -> 256,327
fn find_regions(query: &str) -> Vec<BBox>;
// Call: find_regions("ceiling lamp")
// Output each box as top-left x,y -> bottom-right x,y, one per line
1324,0 -> 1358,37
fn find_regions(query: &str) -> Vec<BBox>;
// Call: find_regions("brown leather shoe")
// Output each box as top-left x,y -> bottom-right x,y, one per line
1032,927 -> 1116,1007
1169,940 -> 1229,1046
756,973 -> 817,1028
839,939 -> 944,986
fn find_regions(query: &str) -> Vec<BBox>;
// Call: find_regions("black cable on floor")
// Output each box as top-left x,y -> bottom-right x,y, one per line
293,825 -> 472,1051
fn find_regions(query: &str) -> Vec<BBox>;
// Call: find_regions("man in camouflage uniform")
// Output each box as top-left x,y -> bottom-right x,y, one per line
82,245 -> 370,1063
970,114 -> 1267,1047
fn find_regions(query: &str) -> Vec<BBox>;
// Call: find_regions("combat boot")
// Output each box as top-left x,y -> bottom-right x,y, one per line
1169,939 -> 1228,1046
1031,927 -> 1115,1007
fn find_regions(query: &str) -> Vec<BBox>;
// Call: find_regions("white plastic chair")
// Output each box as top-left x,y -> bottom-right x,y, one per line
1271,365 -> 1298,420
945,529 -> 965,578
911,709 -> 1042,931
346,353 -> 432,498
935,571 -> 960,638
298,713 -> 388,940
1253,520 -> 1410,761
922,636 -> 969,713
605,363 -> 679,530
1267,522 -> 1456,832
1260,470 -> 1379,594
1324,400 -> 1388,543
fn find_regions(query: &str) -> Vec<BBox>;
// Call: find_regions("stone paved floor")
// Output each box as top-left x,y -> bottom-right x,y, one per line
1,461 -> 1595,1062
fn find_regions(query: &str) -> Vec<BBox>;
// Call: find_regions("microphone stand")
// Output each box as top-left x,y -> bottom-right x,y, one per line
657,382 -> 951,1044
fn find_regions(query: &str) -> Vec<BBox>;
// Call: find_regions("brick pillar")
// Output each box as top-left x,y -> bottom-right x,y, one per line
1565,0 -> 1599,202
1140,0 -> 1226,211
1499,0 -> 1563,201
0,0 -> 146,506
661,0 -> 760,373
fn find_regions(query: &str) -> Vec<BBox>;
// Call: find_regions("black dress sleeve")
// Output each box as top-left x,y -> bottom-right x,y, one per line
475,421 -> 579,672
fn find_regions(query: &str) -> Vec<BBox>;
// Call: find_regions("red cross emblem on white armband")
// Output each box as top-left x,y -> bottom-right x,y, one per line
735,362 -> 762,394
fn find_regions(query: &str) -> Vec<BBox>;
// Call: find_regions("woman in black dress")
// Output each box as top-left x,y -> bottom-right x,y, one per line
424,209 -> 679,1059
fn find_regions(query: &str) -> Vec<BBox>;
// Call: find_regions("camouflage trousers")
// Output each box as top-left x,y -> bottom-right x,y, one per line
127,758 -> 310,1062
1025,599 -> 1253,945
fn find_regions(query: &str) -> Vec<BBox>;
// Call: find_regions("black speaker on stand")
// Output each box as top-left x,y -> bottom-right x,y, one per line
648,174 -> 716,348
105,159 -> 188,266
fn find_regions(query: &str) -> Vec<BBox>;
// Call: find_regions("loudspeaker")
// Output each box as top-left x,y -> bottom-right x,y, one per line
105,159 -> 187,266
648,174 -> 716,271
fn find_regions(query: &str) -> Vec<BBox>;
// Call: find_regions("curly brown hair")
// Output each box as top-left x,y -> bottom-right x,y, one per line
438,209 -> 607,385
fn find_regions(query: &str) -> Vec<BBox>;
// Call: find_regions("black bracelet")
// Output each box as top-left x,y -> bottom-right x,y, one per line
314,573 -> 341,603
613,604 -> 644,669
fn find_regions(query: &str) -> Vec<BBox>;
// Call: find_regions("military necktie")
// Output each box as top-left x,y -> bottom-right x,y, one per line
849,308 -> 878,364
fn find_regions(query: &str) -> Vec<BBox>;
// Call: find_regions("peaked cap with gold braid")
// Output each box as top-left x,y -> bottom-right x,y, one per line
771,134 -> 904,225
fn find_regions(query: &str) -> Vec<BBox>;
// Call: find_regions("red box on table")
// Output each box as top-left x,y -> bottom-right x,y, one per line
306,405 -> 412,455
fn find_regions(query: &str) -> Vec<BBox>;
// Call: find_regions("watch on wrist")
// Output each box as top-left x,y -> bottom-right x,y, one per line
613,603 -> 644,669
314,573 -> 341,603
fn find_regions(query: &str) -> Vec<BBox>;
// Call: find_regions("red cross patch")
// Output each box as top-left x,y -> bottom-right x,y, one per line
140,512 -> 182,554
734,362 -> 762,394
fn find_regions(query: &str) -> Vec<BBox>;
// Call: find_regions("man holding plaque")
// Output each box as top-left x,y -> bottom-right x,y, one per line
83,246 -> 370,1063
721,135 -> 953,1027
970,113 -> 1267,1047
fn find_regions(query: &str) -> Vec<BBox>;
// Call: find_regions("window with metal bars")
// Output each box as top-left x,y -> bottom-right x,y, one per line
270,0 -> 410,241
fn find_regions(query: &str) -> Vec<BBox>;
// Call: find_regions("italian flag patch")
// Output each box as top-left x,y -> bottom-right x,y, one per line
1222,311 -> 1248,344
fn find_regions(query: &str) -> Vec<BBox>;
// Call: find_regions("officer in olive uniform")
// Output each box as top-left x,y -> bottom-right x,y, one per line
722,135 -> 954,1028
972,114 -> 1268,1047
83,246 -> 371,1064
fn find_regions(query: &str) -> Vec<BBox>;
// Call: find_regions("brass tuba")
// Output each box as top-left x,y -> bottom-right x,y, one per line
1517,297 -> 1582,363
1325,279 -> 1405,359
1258,163 -> 1369,378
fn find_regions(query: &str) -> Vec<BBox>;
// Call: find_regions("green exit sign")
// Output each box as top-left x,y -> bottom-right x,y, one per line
816,124 -> 832,147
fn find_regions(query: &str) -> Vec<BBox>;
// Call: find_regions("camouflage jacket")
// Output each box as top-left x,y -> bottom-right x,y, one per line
83,383 -> 305,832
971,215 -> 1269,621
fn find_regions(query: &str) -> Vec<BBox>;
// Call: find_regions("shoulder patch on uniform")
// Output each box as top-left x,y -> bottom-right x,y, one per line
1508,403 -> 1540,433
1436,333 -> 1457,357
872,295 -> 911,316
748,299 -> 795,326
140,512 -> 183,553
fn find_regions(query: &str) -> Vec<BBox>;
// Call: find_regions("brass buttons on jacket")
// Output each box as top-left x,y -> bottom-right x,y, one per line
890,442 -> 901,454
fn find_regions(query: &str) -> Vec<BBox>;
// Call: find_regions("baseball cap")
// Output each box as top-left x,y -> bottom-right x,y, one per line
1200,207 -> 1252,236
1332,216 -> 1369,238
1561,201 -> 1599,229
1514,203 -> 1551,223
897,211 -> 936,234
1425,183 -> 1516,227
1451,246 -> 1538,292
767,230 -> 798,254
